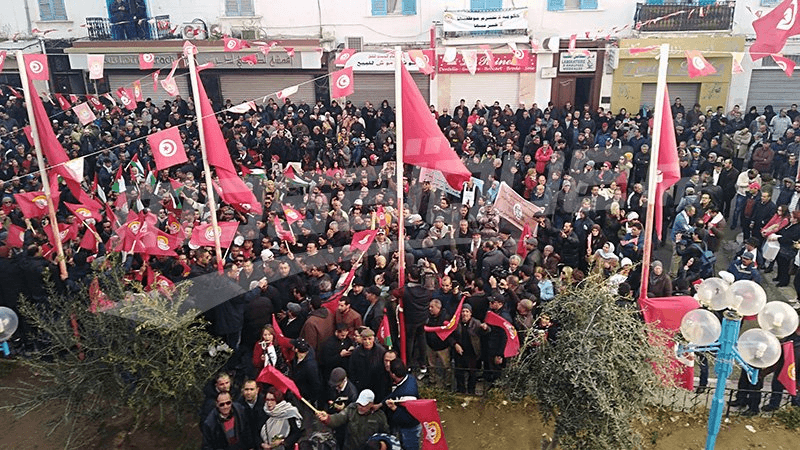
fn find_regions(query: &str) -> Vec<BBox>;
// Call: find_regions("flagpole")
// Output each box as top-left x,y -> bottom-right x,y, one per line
639,43 -> 669,302
186,53 -> 224,273
394,46 -> 408,365
17,50 -> 68,280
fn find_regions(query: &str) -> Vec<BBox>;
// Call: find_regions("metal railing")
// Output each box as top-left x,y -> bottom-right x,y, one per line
634,1 -> 736,32
85,15 -> 172,40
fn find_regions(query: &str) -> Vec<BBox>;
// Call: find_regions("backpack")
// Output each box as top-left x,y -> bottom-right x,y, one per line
692,242 -> 717,276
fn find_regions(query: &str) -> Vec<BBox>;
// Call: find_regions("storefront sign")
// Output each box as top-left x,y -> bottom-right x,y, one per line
442,8 -> 528,33
559,51 -> 597,73
69,53 -> 182,70
344,52 -> 421,72
436,53 -> 536,74
195,52 -> 306,69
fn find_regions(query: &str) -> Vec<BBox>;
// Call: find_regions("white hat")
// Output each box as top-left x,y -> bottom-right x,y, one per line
261,249 -> 275,261
620,257 -> 633,267
356,389 -> 375,406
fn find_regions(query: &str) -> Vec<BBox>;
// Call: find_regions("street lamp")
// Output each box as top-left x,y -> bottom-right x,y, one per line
0,306 -> 19,356
678,278 -> 799,450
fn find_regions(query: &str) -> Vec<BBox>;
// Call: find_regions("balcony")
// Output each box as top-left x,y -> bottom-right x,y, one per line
85,15 -> 172,40
634,1 -> 735,32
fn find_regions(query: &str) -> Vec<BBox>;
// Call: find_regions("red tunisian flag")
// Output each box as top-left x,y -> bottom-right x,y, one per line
190,221 -> 239,248
14,191 -> 49,218
350,229 -> 378,253
639,295 -> 700,391
403,400 -> 448,450
23,54 -> 49,80
484,311 -> 520,358
750,0 -> 800,60
685,50 -> 716,78
330,67 -> 354,98
223,36 -> 250,52
139,53 -> 155,70
401,64 -> 471,191
772,53 -> 797,77
408,49 -> 435,75
256,365 -> 302,399
147,126 -> 188,171
334,48 -> 356,66
778,341 -> 797,396
654,88 -> 681,239
193,68 -> 261,214
424,296 -> 465,341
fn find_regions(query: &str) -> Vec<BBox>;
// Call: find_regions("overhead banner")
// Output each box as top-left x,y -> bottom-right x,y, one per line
442,8 -> 529,33
436,52 -> 536,74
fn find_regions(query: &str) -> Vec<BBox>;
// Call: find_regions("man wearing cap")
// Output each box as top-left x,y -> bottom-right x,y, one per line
317,389 -> 389,450
325,367 -> 359,448
497,227 -> 517,258
349,328 -> 387,394
727,251 -> 762,283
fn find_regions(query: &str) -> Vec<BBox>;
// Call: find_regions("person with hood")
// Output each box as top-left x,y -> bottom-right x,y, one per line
259,386 -> 303,450
647,261 -> 672,298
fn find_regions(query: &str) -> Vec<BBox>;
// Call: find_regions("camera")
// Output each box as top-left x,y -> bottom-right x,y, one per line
491,266 -> 510,280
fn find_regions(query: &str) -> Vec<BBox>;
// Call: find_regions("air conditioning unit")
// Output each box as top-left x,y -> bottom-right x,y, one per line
346,36 -> 363,52
181,21 -> 208,40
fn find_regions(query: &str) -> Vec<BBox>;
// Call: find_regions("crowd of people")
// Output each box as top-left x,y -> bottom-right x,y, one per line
0,78 -> 799,447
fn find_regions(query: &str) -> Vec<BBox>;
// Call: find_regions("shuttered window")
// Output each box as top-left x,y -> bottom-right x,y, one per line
549,0 -> 599,10
471,0 -> 503,11
225,0 -> 255,17
39,0 -> 67,21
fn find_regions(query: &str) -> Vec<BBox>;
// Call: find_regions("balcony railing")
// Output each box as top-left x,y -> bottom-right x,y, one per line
634,1 -> 735,32
85,15 -> 172,40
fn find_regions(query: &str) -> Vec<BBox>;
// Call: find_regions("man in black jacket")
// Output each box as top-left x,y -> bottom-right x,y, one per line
235,379 -> 266,447
200,391 -> 254,450
402,266 -> 432,371
289,338 -> 322,408
425,299 -> 459,388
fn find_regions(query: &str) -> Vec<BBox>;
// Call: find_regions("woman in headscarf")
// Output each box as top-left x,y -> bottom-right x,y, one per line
260,386 -> 303,449
647,260 -> 673,298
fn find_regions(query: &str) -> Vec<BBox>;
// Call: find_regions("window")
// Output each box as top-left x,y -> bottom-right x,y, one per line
548,0 -> 598,11
760,0 -> 783,5
39,0 -> 67,21
471,0 -> 503,11
225,0 -> 255,17
372,0 -> 416,16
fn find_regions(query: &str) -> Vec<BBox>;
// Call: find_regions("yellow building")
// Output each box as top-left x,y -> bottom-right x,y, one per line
612,36 -> 745,115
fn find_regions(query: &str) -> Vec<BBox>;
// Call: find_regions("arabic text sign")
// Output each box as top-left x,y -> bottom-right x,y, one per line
344,52 -> 421,72
442,8 -> 529,33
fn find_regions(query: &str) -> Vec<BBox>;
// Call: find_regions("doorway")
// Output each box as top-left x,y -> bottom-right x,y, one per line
575,77 -> 593,110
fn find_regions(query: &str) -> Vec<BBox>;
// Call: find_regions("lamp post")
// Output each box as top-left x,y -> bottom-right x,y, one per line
678,278 -> 799,450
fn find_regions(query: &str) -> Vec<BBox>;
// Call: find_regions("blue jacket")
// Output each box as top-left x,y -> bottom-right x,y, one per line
383,374 -> 420,429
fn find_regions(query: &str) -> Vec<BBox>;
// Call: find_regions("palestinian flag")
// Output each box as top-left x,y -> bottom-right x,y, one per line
92,174 -> 107,203
169,178 -> 184,197
145,171 -> 157,190
128,153 -> 145,179
378,313 -> 392,348
111,166 -> 126,193
283,165 -> 310,186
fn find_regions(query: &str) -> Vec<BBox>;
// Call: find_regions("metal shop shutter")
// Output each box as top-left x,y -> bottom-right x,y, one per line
641,83 -> 700,110
746,69 -> 800,111
449,73 -> 519,111
107,71 -> 191,108
219,72 -> 316,105
348,73 -> 430,109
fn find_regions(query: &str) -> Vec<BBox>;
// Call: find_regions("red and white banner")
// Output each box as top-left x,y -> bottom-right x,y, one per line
87,95 -> 106,111
87,54 -> 104,79
23,54 -> 49,80
73,103 -> 97,125
54,93 -> 71,110
484,311 -> 520,357
160,77 -> 179,96
190,221 -> 239,248
64,202 -> 103,223
350,229 -> 378,253
240,54 -> 258,65
436,52 -> 537,74
132,80 -> 143,102
0,51 -> 6,73
408,49 -> 435,75
404,400 -> 448,450
147,127 -> 188,171
13,191 -> 48,218
139,53 -> 155,70
330,66 -> 354,98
